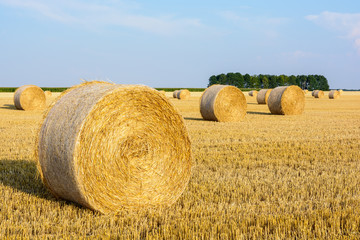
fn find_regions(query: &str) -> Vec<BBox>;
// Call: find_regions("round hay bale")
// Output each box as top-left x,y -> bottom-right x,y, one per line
338,89 -> 343,95
176,89 -> 190,100
14,85 -> 46,110
249,90 -> 258,97
303,89 -> 308,94
44,91 -> 52,98
256,89 -> 272,104
200,85 -> 247,122
329,90 -> 340,99
314,90 -> 324,98
36,81 -> 192,213
312,90 -> 316,97
173,90 -> 180,98
267,85 -> 305,115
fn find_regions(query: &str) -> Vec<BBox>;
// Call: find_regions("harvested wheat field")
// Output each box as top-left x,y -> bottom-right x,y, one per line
1,91 -> 360,238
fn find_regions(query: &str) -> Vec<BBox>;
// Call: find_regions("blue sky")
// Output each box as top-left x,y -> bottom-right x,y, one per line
1,0 -> 360,89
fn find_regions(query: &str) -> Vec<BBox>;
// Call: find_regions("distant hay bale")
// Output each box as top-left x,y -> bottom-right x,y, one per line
200,85 -> 247,122
312,90 -> 316,96
176,89 -> 190,100
338,89 -> 343,95
36,81 -> 192,214
159,90 -> 166,95
329,90 -> 340,99
256,89 -> 272,104
14,85 -> 46,110
314,90 -> 324,98
44,91 -> 52,98
303,90 -> 308,94
267,85 -> 305,115
173,90 -> 180,98
249,90 -> 258,97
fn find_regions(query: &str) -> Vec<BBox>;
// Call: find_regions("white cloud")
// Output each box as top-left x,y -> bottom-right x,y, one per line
306,11 -> 360,54
0,0 -> 203,35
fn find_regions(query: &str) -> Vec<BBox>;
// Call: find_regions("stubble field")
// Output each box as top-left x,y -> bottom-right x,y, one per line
1,91 -> 360,239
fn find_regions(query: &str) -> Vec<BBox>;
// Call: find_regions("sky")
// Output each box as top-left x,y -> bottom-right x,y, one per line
0,0 -> 360,89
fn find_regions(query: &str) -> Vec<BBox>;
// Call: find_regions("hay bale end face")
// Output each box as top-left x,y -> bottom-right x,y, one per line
314,90 -> 324,98
329,90 -> 340,99
267,85 -> 305,115
249,90 -> 258,97
176,89 -> 190,100
14,85 -> 46,110
312,90 -> 316,96
173,90 -> 180,98
200,85 -> 247,122
37,82 -> 192,213
256,89 -> 272,104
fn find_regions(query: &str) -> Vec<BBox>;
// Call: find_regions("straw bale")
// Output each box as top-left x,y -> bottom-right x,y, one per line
173,90 -> 180,98
200,85 -> 247,122
303,90 -> 308,94
267,85 -> 305,115
329,90 -> 340,99
176,89 -> 191,100
312,90 -> 316,96
44,91 -> 52,98
256,89 -> 272,104
249,90 -> 258,97
36,81 -> 192,213
14,85 -> 46,110
338,89 -> 343,95
314,90 -> 324,98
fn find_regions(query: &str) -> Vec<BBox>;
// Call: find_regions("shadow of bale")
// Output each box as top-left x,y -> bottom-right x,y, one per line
0,104 -> 17,110
0,159 -> 54,200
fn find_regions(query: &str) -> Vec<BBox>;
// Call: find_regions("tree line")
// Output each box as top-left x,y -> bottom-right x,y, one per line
208,73 -> 330,90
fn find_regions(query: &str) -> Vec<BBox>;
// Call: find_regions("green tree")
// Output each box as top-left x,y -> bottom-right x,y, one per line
208,75 -> 217,87
288,75 -> 296,86
234,72 -> 244,88
269,75 -> 277,88
262,76 -> 269,88
217,74 -> 227,85
307,75 -> 317,90
244,74 -> 251,88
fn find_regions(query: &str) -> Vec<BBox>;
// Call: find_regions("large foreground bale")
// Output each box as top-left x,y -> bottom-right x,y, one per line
256,89 -> 272,104
200,85 -> 246,122
14,85 -> 46,110
249,90 -> 258,97
314,90 -> 324,98
177,89 -> 190,100
329,90 -> 340,99
267,85 -> 305,115
173,90 -> 180,98
36,82 -> 192,213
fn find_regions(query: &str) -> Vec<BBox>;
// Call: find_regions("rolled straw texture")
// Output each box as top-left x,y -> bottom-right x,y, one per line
173,90 -> 180,98
256,89 -> 272,104
249,90 -> 258,97
329,90 -> 340,99
176,89 -> 190,100
267,85 -> 305,115
200,85 -> 247,122
314,90 -> 324,98
37,81 -> 192,213
14,85 -> 46,110
44,91 -> 52,98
